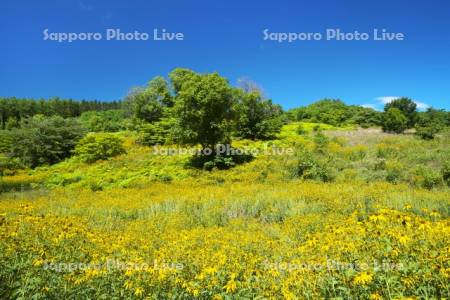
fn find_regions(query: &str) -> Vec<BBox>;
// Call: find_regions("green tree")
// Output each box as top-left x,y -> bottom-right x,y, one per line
148,76 -> 173,107
123,76 -> 173,123
384,97 -> 417,128
381,108 -> 408,134
234,90 -> 283,140
9,115 -> 85,167
173,71 -> 235,151
169,68 -> 196,94
415,107 -> 446,139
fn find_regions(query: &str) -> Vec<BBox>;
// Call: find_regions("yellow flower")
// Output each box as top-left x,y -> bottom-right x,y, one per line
353,272 -> 373,285
123,280 -> 133,290
33,259 -> 44,267
370,293 -> 382,300
397,235 -> 410,245
134,287 -> 143,297
224,275 -> 237,294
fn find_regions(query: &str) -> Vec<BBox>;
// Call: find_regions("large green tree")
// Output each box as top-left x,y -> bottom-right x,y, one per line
384,97 -> 417,128
234,90 -> 283,140
172,71 -> 235,151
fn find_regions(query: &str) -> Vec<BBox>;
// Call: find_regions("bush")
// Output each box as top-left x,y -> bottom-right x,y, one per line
376,143 -> 399,159
415,125 -> 439,140
296,124 -> 306,135
385,160 -> 404,184
382,108 -> 408,134
313,132 -> 329,154
0,155 -> 23,176
79,110 -> 128,132
295,151 -> 335,182
74,133 -> 125,163
136,118 -> 175,146
414,167 -> 442,189
189,151 -> 253,171
9,115 -> 85,168
414,108 -> 446,140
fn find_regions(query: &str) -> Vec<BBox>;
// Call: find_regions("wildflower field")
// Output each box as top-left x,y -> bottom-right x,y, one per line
1,124 -> 449,299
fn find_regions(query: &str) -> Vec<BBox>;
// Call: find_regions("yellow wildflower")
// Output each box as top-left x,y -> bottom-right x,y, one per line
353,272 -> 373,285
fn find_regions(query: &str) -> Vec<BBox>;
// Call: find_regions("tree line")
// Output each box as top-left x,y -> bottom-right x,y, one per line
0,97 -> 121,129
1,68 -> 449,172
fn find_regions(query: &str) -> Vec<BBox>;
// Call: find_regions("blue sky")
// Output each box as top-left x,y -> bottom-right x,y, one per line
1,0 -> 450,110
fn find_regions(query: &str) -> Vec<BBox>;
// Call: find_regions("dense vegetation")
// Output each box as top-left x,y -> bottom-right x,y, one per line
0,97 -> 121,129
0,69 -> 449,299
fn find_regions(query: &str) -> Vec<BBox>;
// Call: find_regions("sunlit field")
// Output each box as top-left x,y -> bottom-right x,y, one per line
1,124 -> 449,299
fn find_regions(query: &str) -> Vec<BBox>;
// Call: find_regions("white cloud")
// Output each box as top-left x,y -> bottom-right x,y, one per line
375,96 -> 400,104
414,101 -> 430,110
361,104 -> 380,110
374,96 -> 430,111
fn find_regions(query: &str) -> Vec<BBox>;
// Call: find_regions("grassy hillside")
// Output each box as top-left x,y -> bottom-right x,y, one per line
0,123 -> 449,299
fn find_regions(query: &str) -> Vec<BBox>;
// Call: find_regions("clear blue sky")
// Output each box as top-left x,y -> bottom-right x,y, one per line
1,0 -> 450,110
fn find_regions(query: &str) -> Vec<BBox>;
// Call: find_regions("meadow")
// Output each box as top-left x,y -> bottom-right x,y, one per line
0,122 -> 449,299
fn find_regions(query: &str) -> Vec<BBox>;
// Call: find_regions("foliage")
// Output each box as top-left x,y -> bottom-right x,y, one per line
79,110 -> 129,132
74,133 -> 125,163
123,76 -> 173,123
0,130 -> 13,153
382,108 -> 408,134
295,153 -> 335,182
288,99 -> 381,127
0,155 -> 22,176
136,118 -> 175,146
168,68 -> 196,94
172,72 -> 235,150
384,97 -> 417,128
415,108 -> 446,140
79,110 -> 126,132
296,123 -> 307,135
8,115 -> 85,168
0,97 -> 120,129
233,90 -> 283,140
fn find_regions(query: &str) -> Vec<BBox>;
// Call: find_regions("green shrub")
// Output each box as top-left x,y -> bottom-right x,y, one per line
414,167 -> 442,189
376,143 -> 399,159
136,118 -> 175,146
79,110 -> 128,132
313,132 -> 329,154
0,155 -> 22,176
296,124 -> 306,135
74,133 -> 125,163
415,125 -> 439,140
382,108 -> 408,134
385,160 -> 404,184
295,151 -> 335,182
9,115 -> 85,168
189,151 -> 253,171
